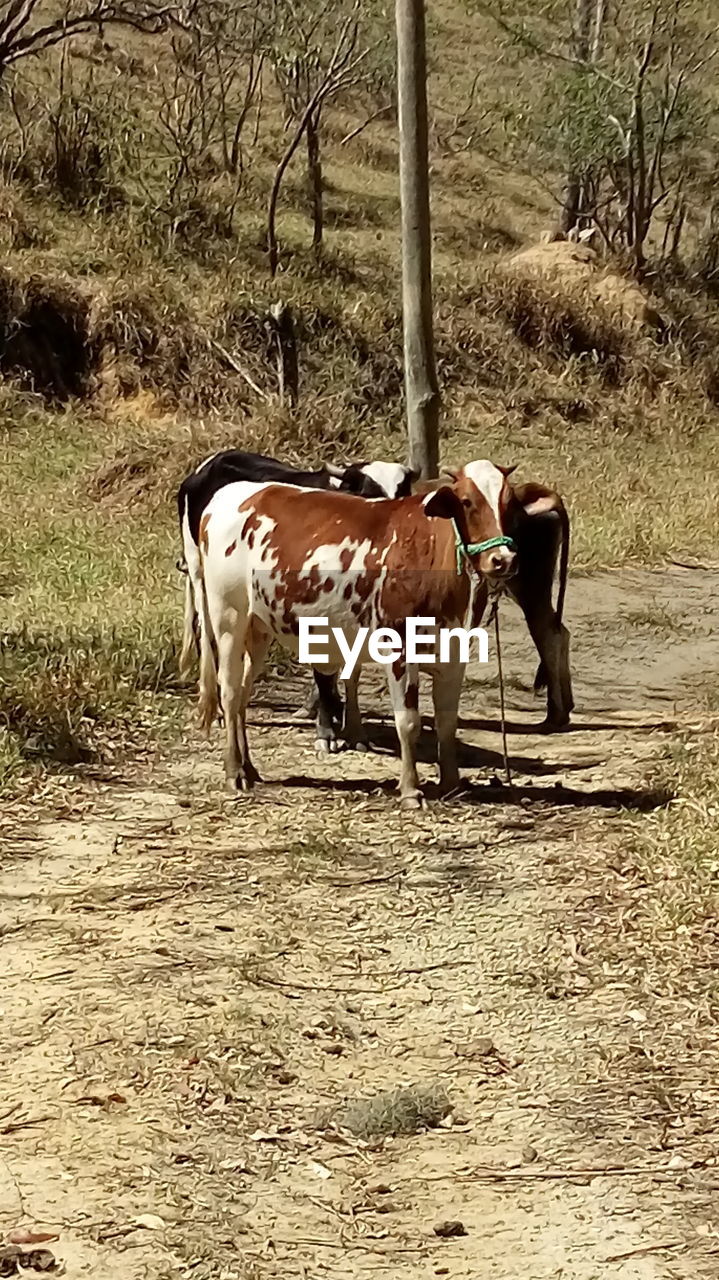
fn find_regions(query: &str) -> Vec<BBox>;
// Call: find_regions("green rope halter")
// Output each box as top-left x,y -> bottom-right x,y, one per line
451,519 -> 517,576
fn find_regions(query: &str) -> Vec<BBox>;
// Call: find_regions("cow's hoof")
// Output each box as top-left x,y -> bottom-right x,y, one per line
400,792 -> 424,811
225,776 -> 255,795
315,737 -> 341,755
539,716 -> 571,734
346,739 -> 369,753
226,771 -> 260,794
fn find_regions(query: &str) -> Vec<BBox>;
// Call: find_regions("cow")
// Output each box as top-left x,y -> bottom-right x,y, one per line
508,480 -> 572,728
195,459 -> 520,809
307,473 -> 573,746
177,449 -> 416,683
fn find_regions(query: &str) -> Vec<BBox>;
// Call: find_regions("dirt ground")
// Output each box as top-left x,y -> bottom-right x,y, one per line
3,566 -> 719,1279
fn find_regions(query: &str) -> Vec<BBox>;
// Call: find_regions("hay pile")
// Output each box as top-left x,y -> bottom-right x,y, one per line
499,240 -> 665,335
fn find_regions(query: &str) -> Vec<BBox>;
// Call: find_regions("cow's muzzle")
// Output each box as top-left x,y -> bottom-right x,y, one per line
482,545 -> 517,581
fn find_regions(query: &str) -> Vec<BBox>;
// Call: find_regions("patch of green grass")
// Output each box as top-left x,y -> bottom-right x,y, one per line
0,400 -> 185,787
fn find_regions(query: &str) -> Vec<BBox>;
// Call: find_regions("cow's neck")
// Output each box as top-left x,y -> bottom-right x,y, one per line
429,519 -> 476,624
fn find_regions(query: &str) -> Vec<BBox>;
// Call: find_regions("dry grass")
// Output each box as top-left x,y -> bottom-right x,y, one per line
328,1082 -> 452,1138
619,721 -> 719,1003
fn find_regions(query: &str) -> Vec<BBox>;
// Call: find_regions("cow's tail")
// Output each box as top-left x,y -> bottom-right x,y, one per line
179,572 -> 200,678
197,573 -> 220,736
533,496 -> 570,694
555,498 -> 570,628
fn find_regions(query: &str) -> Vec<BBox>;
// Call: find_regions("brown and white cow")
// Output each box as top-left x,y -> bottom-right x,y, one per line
196,459 -> 519,808
308,473 -> 573,746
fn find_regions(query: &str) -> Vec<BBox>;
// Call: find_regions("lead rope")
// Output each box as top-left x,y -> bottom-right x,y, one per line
488,596 -> 512,788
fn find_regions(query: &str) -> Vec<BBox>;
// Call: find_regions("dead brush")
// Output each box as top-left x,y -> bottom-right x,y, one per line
0,623 -> 179,764
474,270 -> 634,382
321,1081 -> 452,1138
0,265 -> 102,400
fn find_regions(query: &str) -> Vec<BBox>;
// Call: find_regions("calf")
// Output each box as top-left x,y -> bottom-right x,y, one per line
178,448 -> 415,679
196,460 -> 518,808
310,473 -> 573,746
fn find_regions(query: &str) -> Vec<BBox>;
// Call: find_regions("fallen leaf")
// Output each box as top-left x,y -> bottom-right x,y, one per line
74,1093 -> 126,1108
133,1214 -> 166,1231
5,1231 -> 59,1246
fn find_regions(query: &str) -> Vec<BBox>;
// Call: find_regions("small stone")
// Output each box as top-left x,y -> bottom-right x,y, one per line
274,1068 -> 298,1085
434,1220 -> 467,1238
522,1144 -> 539,1164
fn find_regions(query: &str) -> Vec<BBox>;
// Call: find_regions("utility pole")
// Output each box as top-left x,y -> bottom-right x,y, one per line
395,0 -> 440,478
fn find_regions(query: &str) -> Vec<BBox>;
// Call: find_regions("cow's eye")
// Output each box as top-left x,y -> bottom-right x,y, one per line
461,498 -> 472,508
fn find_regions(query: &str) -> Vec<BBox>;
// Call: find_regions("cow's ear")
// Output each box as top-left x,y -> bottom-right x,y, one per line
498,464 -> 518,478
337,464 -> 360,491
423,486 -> 461,522
523,494 -> 559,517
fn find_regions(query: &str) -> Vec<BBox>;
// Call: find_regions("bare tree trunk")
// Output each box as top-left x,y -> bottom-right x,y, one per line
306,107 -> 323,256
266,101 -> 317,276
590,0 -> 605,61
559,0 -> 600,234
395,0 -> 439,480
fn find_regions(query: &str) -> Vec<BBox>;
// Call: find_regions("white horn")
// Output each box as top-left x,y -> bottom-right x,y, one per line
324,462 -> 346,478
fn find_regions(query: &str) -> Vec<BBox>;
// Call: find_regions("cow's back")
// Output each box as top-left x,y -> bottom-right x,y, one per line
202,482 -> 468,640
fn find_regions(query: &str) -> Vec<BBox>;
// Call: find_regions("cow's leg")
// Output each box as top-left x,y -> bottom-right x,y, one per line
342,668 -> 369,751
204,584 -> 258,792
299,672 -> 343,722
314,670 -> 342,754
511,513 -> 573,729
179,572 -> 198,677
215,624 -> 249,792
521,603 -> 572,729
431,660 -> 466,795
235,620 -> 270,786
197,575 -> 220,736
386,662 -> 422,810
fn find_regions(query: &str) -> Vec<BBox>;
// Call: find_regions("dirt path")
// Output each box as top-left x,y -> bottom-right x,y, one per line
2,567 -> 719,1280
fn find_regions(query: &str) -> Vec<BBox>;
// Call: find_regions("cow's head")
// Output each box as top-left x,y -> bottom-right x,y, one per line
336,461 -> 418,499
423,460 -> 518,582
